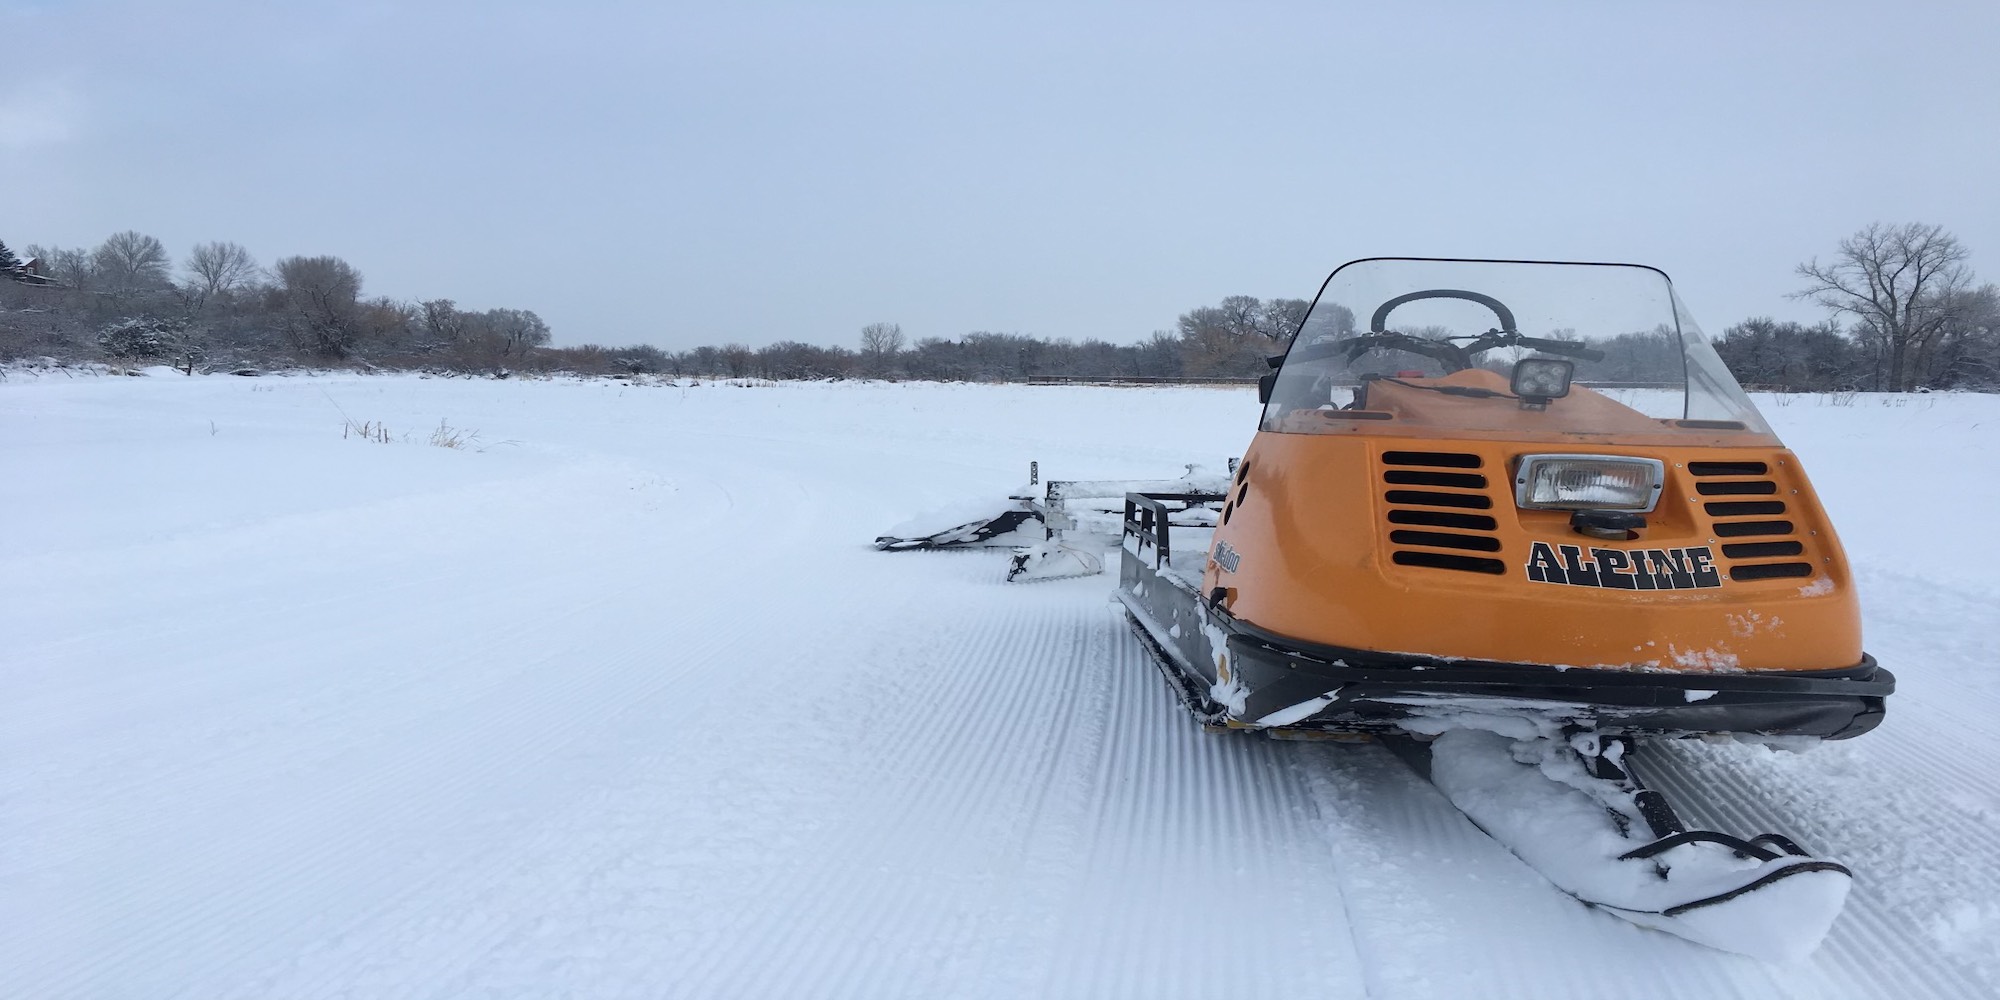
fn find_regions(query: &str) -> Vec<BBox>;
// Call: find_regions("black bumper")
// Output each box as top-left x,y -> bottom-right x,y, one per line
1225,623 -> 1893,740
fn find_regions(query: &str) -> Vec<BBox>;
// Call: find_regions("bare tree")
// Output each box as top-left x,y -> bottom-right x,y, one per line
1793,223 -> 1972,390
419,299 -> 466,345
1176,305 -> 1246,375
93,231 -> 172,291
1134,329 -> 1184,377
720,342 -> 754,378
1925,283 -> 2000,389
860,321 -> 904,355
484,308 -> 551,355
1177,298 -> 1273,375
1261,298 -> 1311,342
859,321 -> 904,377
182,241 -> 259,308
274,255 -> 364,358
689,345 -> 721,377
357,296 -> 417,348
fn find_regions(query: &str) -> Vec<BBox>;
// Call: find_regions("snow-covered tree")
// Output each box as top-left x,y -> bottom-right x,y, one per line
97,316 -> 183,358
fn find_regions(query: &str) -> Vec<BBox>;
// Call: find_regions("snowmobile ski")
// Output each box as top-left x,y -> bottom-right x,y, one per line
1392,728 -> 1851,961
873,505 -> 1039,551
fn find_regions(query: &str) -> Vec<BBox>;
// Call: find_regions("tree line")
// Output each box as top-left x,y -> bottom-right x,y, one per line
1,233 -> 554,374
4,223 -> 1994,391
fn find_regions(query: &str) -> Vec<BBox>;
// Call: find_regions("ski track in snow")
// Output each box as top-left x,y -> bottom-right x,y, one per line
1,374 -> 1995,999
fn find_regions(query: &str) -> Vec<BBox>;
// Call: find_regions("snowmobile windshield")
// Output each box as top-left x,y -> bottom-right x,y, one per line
1262,259 -> 1775,444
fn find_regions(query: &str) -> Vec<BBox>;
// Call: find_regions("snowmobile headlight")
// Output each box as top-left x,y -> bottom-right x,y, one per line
1514,455 -> 1665,512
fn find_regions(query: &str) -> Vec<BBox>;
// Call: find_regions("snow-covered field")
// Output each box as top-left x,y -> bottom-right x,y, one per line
4,372 -> 1997,999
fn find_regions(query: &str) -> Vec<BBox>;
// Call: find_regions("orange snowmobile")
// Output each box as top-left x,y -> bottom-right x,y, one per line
1116,258 -> 1893,960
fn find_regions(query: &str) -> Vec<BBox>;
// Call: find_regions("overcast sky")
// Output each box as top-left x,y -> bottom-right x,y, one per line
5,1 -> 1997,350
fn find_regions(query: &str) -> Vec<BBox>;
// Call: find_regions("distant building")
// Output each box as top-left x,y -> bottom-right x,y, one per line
7,255 -> 56,286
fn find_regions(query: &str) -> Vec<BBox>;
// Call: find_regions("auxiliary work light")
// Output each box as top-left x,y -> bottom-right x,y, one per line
1510,357 -> 1574,404
1514,454 -> 1666,512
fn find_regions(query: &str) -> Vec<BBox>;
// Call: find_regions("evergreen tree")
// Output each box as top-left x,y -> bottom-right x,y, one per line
0,238 -> 21,274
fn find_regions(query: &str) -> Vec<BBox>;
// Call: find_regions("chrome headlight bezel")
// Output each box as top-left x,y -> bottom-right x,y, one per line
1513,454 -> 1666,512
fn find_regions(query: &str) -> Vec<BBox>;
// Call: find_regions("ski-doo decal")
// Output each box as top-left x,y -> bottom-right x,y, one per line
1525,541 -> 1721,590
1212,540 -> 1242,573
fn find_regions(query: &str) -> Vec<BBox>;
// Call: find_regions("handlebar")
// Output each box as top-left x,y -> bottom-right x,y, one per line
1511,335 -> 1605,362
1369,289 -> 1517,335
1284,287 -> 1606,372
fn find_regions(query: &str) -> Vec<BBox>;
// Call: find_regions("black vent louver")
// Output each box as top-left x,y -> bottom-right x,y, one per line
1382,452 -> 1504,574
1688,461 -> 1817,582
